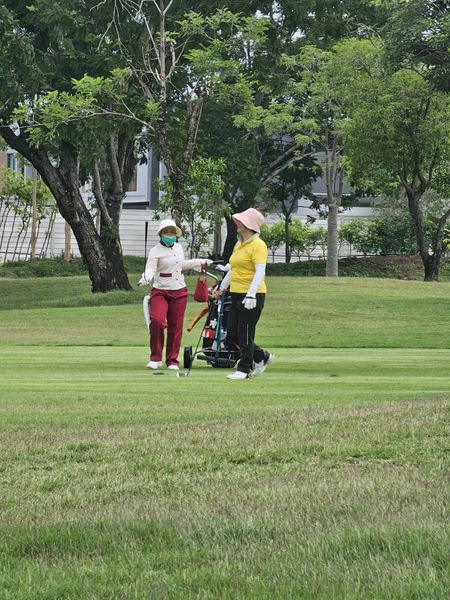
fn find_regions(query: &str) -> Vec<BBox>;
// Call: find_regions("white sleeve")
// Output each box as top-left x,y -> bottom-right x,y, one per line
142,248 -> 158,283
219,269 -> 231,290
247,264 -> 266,296
182,258 -> 204,271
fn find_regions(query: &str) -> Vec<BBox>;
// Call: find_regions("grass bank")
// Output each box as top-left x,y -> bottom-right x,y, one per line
1,276 -> 450,349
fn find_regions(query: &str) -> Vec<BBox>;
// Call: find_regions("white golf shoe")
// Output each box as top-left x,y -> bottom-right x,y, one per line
250,352 -> 274,378
227,371 -> 249,380
167,364 -> 179,371
147,360 -> 162,369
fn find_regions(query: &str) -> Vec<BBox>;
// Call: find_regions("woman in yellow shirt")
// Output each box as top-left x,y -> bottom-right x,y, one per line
216,208 -> 274,380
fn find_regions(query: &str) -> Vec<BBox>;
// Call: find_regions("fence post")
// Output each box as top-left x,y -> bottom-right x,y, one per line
64,221 -> 71,261
30,167 -> 38,260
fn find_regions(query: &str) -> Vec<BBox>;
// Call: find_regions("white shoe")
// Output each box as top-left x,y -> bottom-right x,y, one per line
147,360 -> 162,369
250,353 -> 274,378
167,364 -> 179,371
227,371 -> 249,380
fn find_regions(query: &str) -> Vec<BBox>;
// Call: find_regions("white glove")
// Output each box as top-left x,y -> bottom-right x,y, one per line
243,295 -> 257,310
216,263 -> 230,272
137,274 -> 150,287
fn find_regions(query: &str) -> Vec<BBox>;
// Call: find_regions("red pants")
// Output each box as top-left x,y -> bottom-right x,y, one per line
149,287 -> 188,366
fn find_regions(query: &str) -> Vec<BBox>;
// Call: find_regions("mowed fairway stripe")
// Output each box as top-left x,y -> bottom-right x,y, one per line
0,346 -> 449,428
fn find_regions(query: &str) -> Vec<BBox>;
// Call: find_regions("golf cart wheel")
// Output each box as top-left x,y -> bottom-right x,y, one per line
183,345 -> 193,369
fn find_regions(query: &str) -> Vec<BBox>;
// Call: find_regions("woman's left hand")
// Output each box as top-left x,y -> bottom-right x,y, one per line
243,295 -> 257,310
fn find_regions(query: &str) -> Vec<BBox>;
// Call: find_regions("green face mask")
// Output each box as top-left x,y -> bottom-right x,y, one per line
161,235 -> 177,247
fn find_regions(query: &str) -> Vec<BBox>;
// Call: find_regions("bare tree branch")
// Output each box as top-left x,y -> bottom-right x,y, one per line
163,0 -> 173,16
107,137 -> 124,196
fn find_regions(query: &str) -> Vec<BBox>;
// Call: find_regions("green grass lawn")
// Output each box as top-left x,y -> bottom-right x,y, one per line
0,275 -> 448,599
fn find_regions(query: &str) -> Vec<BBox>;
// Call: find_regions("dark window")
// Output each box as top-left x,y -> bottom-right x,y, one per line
127,168 -> 137,192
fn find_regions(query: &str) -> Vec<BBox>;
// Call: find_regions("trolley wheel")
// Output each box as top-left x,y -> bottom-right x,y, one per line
183,345 -> 193,369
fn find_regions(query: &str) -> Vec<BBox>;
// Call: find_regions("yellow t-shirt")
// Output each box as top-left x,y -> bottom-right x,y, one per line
229,235 -> 268,293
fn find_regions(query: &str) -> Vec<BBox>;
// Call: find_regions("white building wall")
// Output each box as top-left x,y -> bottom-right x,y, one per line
0,205 -> 374,263
1,152 -> 375,262
0,209 -> 208,262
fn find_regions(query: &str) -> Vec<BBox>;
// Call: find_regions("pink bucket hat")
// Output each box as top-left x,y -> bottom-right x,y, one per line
232,208 -> 265,234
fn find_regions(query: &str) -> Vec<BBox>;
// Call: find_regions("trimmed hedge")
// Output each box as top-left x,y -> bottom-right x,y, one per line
1,254 -> 449,280
0,255 -> 145,278
266,256 -> 443,280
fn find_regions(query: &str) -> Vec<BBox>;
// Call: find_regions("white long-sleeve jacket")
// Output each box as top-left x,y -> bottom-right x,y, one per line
142,242 -> 205,290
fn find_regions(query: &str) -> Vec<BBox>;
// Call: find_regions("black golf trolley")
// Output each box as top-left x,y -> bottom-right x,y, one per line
183,268 -> 240,370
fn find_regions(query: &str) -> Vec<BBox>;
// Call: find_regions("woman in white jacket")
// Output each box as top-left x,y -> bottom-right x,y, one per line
138,219 -> 211,370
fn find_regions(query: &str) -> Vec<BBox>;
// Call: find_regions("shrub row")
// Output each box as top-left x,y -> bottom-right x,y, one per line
0,255 -> 145,278
2,254 -> 449,280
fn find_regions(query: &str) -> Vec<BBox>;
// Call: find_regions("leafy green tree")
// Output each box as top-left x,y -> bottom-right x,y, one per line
155,158 -> 227,258
371,196 -> 419,256
82,2 -> 268,225
339,219 -> 369,257
0,0 -> 141,291
1,1 -> 268,290
295,225 -> 328,260
302,226 -> 320,260
0,167 -> 54,260
260,219 -> 310,263
380,0 -> 450,92
443,227 -> 450,249
196,0 -> 388,261
289,219 -> 310,260
262,159 -> 320,262
277,44 -> 356,276
30,2 -> 269,261
260,223 -> 282,263
340,39 -> 450,280
313,226 -> 328,259
341,200 -> 422,258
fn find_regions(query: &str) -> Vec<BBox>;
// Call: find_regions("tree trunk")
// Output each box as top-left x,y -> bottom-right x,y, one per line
170,179 -> 185,228
53,175 -> 131,292
326,202 -> 339,277
213,219 -> 222,259
64,222 -> 71,261
284,216 -> 291,263
404,188 -> 441,282
1,128 -> 131,292
222,215 -> 237,263
62,184 -> 130,292
324,143 -> 344,277
423,255 -> 440,281
98,199 -> 131,291
212,197 -> 223,259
